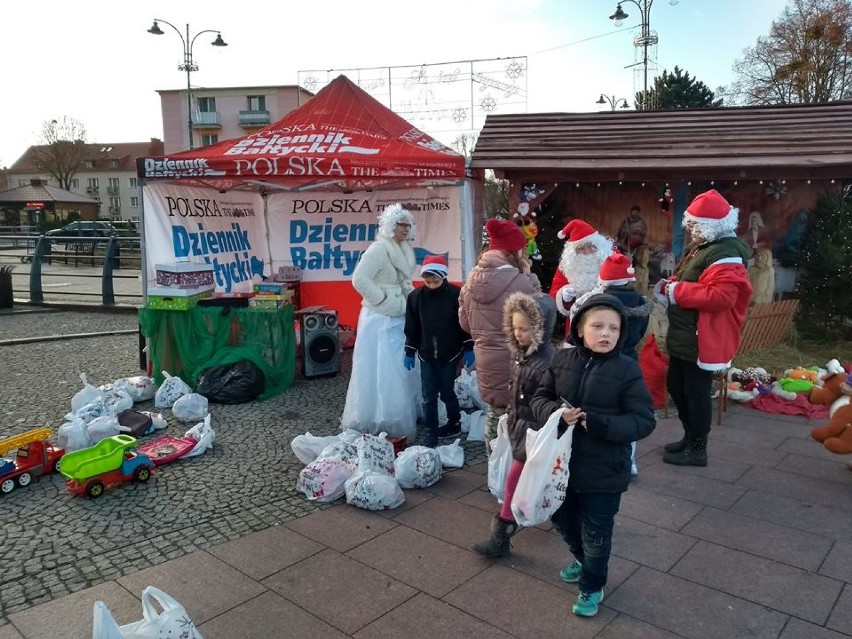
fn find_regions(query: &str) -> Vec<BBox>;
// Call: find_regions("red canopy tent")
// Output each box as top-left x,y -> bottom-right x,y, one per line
137,74 -> 466,190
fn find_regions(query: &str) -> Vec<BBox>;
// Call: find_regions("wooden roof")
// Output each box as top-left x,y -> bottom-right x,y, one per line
470,102 -> 852,182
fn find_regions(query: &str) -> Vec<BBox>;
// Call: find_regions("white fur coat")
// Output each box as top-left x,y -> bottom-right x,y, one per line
352,237 -> 416,317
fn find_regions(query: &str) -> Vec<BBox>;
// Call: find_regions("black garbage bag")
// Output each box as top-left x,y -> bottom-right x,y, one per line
197,360 -> 266,404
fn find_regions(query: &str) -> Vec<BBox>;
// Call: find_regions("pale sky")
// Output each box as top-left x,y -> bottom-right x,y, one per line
1,0 -> 791,166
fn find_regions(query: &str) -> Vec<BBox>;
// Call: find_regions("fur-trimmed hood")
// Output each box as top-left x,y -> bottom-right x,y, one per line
503,292 -> 557,358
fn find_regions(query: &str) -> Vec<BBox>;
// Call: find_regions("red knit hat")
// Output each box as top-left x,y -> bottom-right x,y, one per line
598,250 -> 635,286
485,218 -> 526,253
685,189 -> 731,220
557,219 -> 596,242
421,255 -> 449,278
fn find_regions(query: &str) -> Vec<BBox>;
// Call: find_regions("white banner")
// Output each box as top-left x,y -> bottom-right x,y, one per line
266,187 -> 463,281
142,183 -> 269,293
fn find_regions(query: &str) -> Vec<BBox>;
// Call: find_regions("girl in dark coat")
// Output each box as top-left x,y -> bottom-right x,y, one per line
531,293 -> 655,617
473,291 -> 556,558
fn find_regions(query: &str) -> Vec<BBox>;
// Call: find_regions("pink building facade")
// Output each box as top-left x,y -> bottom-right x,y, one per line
158,85 -> 313,154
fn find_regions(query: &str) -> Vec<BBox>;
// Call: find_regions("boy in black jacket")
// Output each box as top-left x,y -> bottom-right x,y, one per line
531,293 -> 655,617
404,256 -> 474,448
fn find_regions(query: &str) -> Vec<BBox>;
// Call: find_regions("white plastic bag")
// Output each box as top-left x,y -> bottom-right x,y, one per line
466,409 -> 487,442
355,433 -> 396,475
117,586 -> 204,638
183,415 -> 215,458
114,376 -> 157,402
436,438 -> 465,469
103,389 -> 134,415
315,440 -> 359,468
171,393 -> 209,423
510,409 -> 573,527
86,416 -> 130,444
92,601 -> 124,639
154,371 -> 191,409
487,414 -> 513,500
394,446 -> 442,488
455,368 -> 485,410
70,396 -> 111,425
297,459 -> 353,502
290,432 -> 340,465
344,470 -> 405,510
139,411 -> 168,431
57,416 -> 92,452
72,373 -> 104,413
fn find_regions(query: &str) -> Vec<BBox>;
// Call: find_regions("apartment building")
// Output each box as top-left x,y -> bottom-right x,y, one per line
6,138 -> 165,221
158,85 -> 313,154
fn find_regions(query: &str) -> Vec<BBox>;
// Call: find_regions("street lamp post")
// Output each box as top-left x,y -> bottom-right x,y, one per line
608,0 -> 679,110
147,19 -> 227,150
597,94 -> 630,111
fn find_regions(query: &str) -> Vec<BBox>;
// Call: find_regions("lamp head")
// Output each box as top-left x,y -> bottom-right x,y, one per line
609,4 -> 629,26
596,95 -> 606,104
211,33 -> 227,47
620,101 -> 630,109
147,20 -> 164,35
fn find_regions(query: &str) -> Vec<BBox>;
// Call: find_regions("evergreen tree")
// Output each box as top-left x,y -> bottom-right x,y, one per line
636,66 -> 723,110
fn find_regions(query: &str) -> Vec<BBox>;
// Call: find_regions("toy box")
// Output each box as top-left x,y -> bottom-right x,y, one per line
249,293 -> 292,310
272,265 -> 303,283
147,285 -> 214,311
196,292 -> 255,308
154,262 -> 215,288
253,282 -> 286,295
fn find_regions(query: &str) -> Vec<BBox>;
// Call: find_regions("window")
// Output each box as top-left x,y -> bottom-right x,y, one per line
128,177 -> 138,189
109,197 -> 121,210
17,179 -> 28,187
87,178 -> 99,188
201,134 -> 219,146
85,160 -> 95,169
247,95 -> 266,111
70,178 -> 79,189
197,97 -> 216,112
109,160 -> 119,168
130,196 -> 140,207
108,177 -> 120,188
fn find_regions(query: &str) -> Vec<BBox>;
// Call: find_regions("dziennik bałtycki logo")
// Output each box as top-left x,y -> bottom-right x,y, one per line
172,222 -> 264,292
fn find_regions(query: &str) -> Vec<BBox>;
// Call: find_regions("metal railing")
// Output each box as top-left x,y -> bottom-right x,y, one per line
0,234 -> 143,307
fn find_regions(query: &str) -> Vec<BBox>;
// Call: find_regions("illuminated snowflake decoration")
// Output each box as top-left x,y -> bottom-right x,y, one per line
452,107 -> 468,123
766,180 -> 787,200
506,60 -> 525,79
303,75 -> 318,92
480,95 -> 497,113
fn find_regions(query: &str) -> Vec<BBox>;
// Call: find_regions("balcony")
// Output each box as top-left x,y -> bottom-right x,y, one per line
239,110 -> 271,128
107,187 -> 119,196
192,111 -> 221,129
86,186 -> 99,195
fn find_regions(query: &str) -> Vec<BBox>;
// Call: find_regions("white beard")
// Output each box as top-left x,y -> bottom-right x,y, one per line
561,250 -> 606,295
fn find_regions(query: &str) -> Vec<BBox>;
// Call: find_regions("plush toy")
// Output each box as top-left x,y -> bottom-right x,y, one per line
731,366 -> 773,386
658,186 -> 673,216
778,366 -> 820,393
513,202 -> 542,260
809,373 -> 852,455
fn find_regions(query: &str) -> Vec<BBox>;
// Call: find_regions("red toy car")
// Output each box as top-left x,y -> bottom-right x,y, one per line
0,428 -> 65,494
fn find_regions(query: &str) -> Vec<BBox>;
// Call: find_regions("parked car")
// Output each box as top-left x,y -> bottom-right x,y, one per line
45,221 -> 116,238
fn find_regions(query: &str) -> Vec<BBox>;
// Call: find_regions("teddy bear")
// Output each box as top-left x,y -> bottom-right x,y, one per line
513,202 -> 542,260
809,372 -> 852,455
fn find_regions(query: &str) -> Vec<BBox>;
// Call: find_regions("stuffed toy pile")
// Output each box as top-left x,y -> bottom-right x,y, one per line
810,372 -> 852,455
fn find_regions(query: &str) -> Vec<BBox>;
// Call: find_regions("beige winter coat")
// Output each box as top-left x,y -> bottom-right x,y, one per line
352,237 -> 416,317
458,250 -> 540,407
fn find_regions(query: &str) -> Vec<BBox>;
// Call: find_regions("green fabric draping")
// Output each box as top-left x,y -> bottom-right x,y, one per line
138,305 -> 295,400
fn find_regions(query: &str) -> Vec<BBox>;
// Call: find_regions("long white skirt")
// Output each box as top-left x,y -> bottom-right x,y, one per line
340,307 -> 420,439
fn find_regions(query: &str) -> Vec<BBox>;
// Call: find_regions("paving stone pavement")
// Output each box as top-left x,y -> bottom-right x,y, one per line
1,310 -> 851,638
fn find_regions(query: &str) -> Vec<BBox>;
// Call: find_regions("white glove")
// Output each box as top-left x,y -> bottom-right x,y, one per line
653,279 -> 670,307
561,287 -> 577,303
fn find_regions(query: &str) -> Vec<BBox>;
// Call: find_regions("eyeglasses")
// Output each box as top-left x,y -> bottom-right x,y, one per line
395,222 -> 412,228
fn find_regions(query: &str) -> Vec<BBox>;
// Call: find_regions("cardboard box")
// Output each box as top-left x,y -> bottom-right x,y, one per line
147,285 -> 214,311
155,262 -> 215,288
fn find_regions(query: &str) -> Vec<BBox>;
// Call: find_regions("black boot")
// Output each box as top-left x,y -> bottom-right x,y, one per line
664,436 -> 687,453
663,435 -> 708,466
473,515 -> 518,558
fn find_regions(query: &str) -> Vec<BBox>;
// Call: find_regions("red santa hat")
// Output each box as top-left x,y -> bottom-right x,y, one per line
420,255 -> 449,278
485,218 -> 526,253
598,250 -> 636,286
682,189 -> 739,240
557,219 -> 596,242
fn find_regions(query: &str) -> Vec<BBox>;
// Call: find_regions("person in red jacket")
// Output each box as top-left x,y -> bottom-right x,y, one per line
549,220 -> 612,338
654,189 -> 752,466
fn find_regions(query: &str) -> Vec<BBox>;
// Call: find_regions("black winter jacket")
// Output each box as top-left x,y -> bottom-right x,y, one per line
602,285 -> 651,360
504,293 -> 557,462
531,294 -> 655,493
404,281 -> 473,364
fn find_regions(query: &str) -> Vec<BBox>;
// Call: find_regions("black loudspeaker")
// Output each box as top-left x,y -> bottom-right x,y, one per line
300,310 -> 341,378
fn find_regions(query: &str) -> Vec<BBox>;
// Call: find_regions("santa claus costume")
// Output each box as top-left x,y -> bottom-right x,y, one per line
549,220 -> 613,336
341,204 -> 421,439
657,189 -> 752,466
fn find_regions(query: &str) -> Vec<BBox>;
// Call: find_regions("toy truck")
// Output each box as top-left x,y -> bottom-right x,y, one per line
59,434 -> 156,498
0,428 -> 64,495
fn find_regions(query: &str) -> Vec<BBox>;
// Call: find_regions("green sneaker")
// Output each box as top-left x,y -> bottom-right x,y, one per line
559,560 -> 583,583
572,589 -> 604,617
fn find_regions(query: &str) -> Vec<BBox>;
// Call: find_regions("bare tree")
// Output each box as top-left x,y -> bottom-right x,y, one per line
484,173 -> 510,218
451,133 -> 478,157
33,117 -> 89,190
732,0 -> 852,105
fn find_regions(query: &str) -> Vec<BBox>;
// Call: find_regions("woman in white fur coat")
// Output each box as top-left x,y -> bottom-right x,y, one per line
340,203 -> 420,439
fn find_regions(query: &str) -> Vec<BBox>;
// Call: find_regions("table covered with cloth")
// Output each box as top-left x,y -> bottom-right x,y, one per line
138,305 -> 295,401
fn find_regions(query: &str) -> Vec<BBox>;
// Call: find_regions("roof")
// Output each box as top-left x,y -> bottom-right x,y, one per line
8,139 -> 165,174
470,102 -> 852,182
156,84 -> 313,95
137,74 -> 466,190
0,182 -> 99,204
